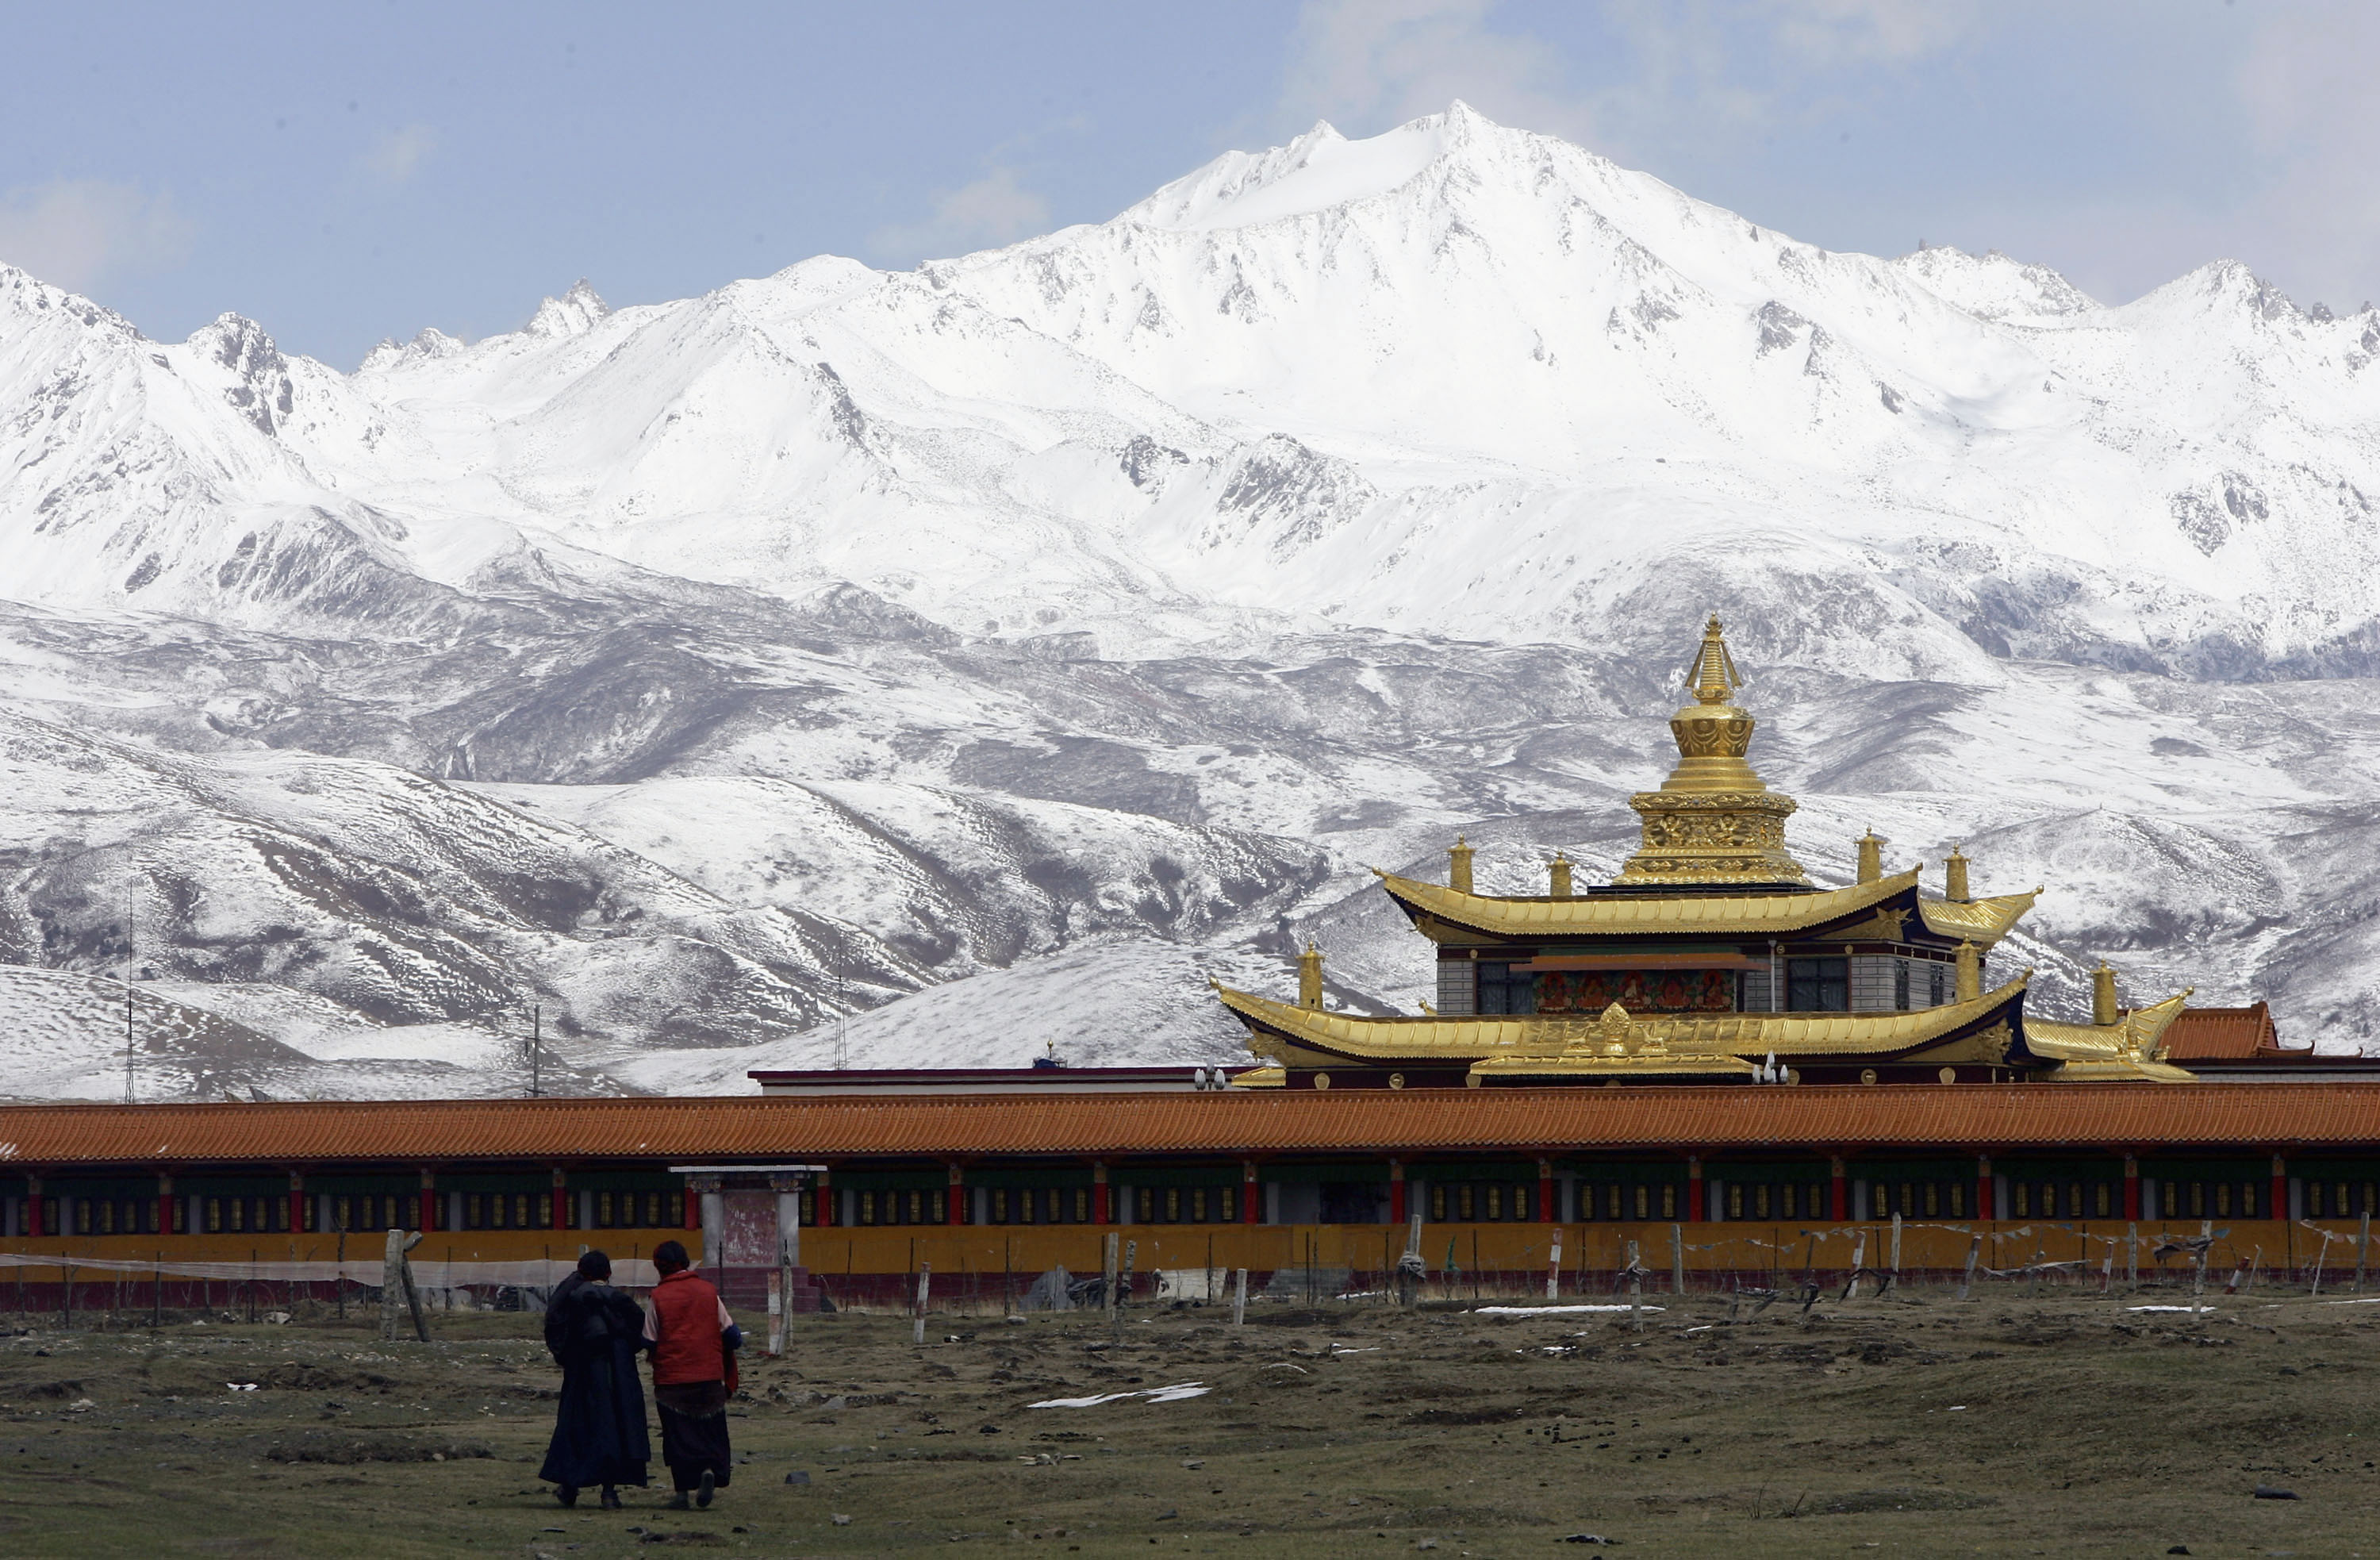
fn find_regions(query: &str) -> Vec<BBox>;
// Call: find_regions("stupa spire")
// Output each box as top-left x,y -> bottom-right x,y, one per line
1611,614 -> 1810,889
1687,614 -> 1743,705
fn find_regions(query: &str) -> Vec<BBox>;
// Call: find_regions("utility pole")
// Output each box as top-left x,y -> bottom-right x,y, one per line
834,972 -> 847,1070
123,874 -> 136,1105
528,1004 -> 542,1098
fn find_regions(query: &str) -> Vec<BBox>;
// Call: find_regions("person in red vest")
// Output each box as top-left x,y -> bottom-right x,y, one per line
640,1239 -> 743,1509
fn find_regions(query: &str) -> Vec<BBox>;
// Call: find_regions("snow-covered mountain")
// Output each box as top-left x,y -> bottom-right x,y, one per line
3,104 -> 2378,1098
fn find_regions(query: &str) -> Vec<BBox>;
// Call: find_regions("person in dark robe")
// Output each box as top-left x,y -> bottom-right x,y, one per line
538,1249 -> 651,1508
642,1239 -> 742,1510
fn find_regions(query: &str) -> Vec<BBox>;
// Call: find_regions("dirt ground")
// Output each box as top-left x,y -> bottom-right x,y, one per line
1,1282 -> 2375,1559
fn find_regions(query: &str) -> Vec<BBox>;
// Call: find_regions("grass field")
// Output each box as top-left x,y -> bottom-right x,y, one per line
1,1281 -> 2374,1558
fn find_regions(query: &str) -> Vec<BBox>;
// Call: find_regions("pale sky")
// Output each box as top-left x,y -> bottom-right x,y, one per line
5,2 -> 2374,366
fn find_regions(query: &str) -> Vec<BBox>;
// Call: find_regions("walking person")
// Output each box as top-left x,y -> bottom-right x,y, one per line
538,1250 -> 651,1509
643,1239 -> 743,1509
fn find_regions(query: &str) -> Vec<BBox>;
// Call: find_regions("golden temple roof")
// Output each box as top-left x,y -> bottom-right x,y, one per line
1213,976 -> 2031,1071
1379,866 -> 1918,938
2027,992 -> 2197,1083
1376,866 -> 2036,948
1916,890 -> 2041,947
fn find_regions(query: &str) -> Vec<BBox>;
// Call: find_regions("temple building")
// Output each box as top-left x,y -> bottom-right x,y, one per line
5,615 -> 2378,1311
1218,617 -> 2199,1089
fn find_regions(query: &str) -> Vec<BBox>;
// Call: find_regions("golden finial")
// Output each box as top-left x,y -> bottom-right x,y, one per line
1856,829 -> 1885,885
1549,851 -> 1573,900
1448,835 -> 1474,895
1944,845 -> 1971,903
2091,960 -> 2118,1028
1687,613 -> 1744,706
1297,939 -> 1324,1011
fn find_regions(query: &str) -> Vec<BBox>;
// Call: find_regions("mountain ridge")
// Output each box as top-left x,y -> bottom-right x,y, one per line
2,106 -> 2378,1097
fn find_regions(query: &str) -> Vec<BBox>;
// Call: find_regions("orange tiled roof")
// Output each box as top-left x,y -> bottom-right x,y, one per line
2159,1004 -> 2286,1061
1,1085 -> 2378,1169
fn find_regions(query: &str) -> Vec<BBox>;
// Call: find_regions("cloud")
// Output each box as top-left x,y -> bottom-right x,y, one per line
1764,0 -> 1979,65
2229,3 -> 2380,309
0,179 -> 192,292
1280,0 -> 1595,141
871,166 -> 1053,261
1273,1 -> 1975,157
364,123 -> 438,184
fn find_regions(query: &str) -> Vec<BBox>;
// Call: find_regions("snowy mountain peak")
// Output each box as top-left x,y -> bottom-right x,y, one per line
1887,245 -> 2099,325
184,313 -> 294,436
1119,107 -> 1489,232
357,325 -> 466,374
525,279 -> 610,338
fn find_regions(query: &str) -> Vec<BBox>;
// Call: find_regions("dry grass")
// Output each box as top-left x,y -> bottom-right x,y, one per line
2,1281 -> 2376,1558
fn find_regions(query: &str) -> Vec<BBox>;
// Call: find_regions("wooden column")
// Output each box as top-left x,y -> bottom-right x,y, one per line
1092,1162 -> 1111,1225
1977,1154 -> 1995,1222
156,1173 -> 174,1239
550,1169 -> 569,1231
813,1167 -> 835,1228
24,1174 -> 41,1238
1537,1158 -> 1556,1223
1388,1161 -> 1407,1226
2123,1154 -> 2140,1221
2271,1152 -> 2288,1222
1829,1155 -> 1848,1222
1686,1155 -> 1705,1223
946,1163 -> 966,1225
1242,1161 -> 1261,1224
288,1171 -> 306,1238
418,1170 -> 439,1233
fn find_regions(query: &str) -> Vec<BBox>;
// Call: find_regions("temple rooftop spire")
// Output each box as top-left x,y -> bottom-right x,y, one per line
1687,613 -> 1743,705
1610,613 -> 1810,890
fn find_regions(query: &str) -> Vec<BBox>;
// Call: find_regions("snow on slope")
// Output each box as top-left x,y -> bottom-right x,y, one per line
10,106 -> 2380,676
3,104 -> 2380,1095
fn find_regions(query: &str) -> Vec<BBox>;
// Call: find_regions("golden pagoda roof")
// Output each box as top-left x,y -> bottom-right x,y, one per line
1376,866 -> 2037,948
1379,866 -> 1917,938
1213,976 -> 2031,1071
2027,991 -> 2197,1083
1916,890 -> 2041,947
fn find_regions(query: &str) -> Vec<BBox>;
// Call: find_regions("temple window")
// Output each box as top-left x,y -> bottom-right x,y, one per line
1476,963 -> 1535,1015
2013,1183 -> 2029,1218
1948,1183 -> 1965,1217
1894,962 -> 1910,1009
1923,1183 -> 1940,1217
1458,1185 -> 1476,1220
1633,1185 -> 1650,1220
1606,1185 -> 1623,1220
1754,1184 -> 1771,1220
1138,1188 -> 1156,1223
2239,1183 -> 2256,1218
2215,1184 -> 2231,1217
1929,965 -> 1947,1005
992,1189 -> 1009,1224
1727,1185 -> 1744,1220
1486,1185 -> 1503,1221
1661,1185 -> 1676,1219
2094,1184 -> 2112,1217
1787,959 -> 1849,1012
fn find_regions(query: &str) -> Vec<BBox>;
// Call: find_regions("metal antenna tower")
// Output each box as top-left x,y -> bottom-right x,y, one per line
834,972 -> 847,1070
528,1003 -> 543,1098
